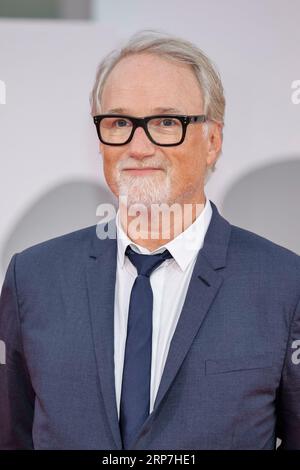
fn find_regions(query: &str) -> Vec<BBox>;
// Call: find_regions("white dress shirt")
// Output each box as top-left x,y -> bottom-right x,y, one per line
114,197 -> 213,418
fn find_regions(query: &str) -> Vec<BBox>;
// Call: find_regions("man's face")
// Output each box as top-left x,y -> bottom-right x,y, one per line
99,52 -> 221,208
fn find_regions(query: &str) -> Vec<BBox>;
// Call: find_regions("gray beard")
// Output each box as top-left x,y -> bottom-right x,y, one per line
117,173 -> 171,209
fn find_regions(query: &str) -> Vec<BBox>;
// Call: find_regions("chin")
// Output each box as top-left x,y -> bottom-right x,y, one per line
122,193 -> 169,210
117,174 -> 171,210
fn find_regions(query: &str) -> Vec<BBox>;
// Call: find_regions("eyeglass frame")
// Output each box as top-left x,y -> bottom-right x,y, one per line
93,114 -> 207,147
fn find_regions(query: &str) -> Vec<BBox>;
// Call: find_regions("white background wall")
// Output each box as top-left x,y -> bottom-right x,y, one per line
0,0 -> 299,284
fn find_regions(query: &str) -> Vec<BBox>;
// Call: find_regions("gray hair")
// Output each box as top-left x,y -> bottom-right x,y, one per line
90,29 -> 225,125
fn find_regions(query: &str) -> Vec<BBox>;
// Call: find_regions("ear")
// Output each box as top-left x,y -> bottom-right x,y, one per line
206,122 -> 223,168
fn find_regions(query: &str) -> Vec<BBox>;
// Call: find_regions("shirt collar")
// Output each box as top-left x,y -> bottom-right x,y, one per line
116,197 -> 212,272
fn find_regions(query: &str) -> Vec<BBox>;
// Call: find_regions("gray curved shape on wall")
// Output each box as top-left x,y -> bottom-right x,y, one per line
1,180 -> 117,276
221,157 -> 300,255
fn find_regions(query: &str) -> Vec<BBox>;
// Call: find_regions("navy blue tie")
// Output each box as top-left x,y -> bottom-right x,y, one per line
119,245 -> 173,449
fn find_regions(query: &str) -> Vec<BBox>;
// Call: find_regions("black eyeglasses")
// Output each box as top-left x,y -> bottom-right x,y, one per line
93,114 -> 207,147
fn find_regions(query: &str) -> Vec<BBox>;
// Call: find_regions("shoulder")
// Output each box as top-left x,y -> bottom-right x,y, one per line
228,222 -> 300,283
230,223 -> 299,260
13,224 -> 98,271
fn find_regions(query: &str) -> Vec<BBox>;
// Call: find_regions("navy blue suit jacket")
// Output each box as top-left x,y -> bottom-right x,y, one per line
0,201 -> 300,449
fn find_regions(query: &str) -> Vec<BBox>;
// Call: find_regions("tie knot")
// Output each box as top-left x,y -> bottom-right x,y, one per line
125,246 -> 173,277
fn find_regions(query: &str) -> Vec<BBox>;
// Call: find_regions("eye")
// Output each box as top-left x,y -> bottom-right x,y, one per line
113,119 -> 130,128
161,118 -> 177,127
150,117 -> 180,128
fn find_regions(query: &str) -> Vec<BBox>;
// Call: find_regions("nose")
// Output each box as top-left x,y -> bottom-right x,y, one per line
127,125 -> 156,159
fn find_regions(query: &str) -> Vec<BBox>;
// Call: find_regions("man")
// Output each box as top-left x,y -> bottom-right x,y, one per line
0,30 -> 300,450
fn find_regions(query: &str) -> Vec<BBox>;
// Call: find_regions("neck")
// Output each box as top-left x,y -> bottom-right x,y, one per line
119,196 -> 207,251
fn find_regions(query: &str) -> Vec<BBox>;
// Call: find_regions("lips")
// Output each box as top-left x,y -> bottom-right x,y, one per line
122,168 -> 162,174
123,168 -> 161,171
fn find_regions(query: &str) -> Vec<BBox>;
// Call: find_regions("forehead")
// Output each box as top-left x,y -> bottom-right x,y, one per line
101,53 -> 203,114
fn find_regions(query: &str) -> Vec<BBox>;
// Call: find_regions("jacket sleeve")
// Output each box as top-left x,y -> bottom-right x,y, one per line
276,294 -> 300,449
0,253 -> 35,449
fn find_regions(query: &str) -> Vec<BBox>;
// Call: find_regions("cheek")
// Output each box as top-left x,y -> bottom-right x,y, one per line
102,151 -> 120,186
102,149 -> 118,171
170,148 -> 204,187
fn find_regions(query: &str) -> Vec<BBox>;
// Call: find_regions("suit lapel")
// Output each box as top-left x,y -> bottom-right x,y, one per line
85,219 -> 123,449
